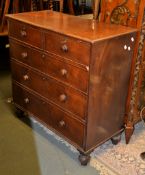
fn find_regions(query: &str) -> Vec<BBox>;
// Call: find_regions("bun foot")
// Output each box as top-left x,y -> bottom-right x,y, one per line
15,107 -> 26,118
111,133 -> 121,145
78,153 -> 90,166
140,152 -> 145,161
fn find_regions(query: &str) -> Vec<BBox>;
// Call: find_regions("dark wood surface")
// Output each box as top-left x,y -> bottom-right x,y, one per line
7,11 -> 137,164
86,32 -> 136,150
7,10 -> 137,42
9,39 -> 89,93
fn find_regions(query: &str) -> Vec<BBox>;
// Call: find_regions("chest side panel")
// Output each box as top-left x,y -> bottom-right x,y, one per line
85,32 -> 136,150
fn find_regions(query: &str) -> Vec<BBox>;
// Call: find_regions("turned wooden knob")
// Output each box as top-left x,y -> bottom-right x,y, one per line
61,44 -> 68,52
23,75 -> 29,81
42,54 -> 45,58
21,52 -> 27,58
59,120 -> 65,127
60,69 -> 67,76
24,98 -> 29,104
20,30 -> 27,37
42,77 -> 46,80
59,94 -> 67,102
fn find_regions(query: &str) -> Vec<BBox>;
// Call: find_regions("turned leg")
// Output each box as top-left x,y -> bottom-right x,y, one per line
15,107 -> 26,118
111,133 -> 122,145
125,121 -> 134,144
140,152 -> 145,161
78,152 -> 90,166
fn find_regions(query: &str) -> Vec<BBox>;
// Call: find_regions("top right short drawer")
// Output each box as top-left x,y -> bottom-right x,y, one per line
44,30 -> 91,66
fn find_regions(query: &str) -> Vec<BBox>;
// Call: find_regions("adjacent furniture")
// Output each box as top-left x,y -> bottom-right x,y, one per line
100,0 -> 145,144
0,0 -> 10,34
7,10 -> 137,165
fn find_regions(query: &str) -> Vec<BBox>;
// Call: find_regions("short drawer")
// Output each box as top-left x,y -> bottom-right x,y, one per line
13,83 -> 84,147
11,60 -> 87,119
10,39 -> 89,93
8,20 -> 42,48
44,30 -> 90,66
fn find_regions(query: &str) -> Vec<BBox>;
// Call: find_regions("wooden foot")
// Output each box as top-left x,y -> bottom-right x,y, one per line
140,152 -> 145,161
78,153 -> 90,166
125,122 -> 134,144
111,133 -> 121,145
15,107 -> 26,118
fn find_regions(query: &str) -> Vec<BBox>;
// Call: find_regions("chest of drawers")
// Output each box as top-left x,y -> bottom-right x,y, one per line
7,10 -> 137,165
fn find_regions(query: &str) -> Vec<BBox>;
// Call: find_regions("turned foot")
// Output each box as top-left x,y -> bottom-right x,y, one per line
15,107 -> 26,118
140,152 -> 145,161
78,153 -> 90,166
125,122 -> 134,144
111,133 -> 121,145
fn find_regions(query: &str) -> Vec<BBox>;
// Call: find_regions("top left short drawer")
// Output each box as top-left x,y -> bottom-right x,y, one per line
8,20 -> 42,48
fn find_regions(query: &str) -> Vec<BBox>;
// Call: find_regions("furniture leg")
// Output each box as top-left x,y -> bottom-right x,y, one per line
67,0 -> 74,15
0,0 -> 10,32
78,152 -> 90,166
92,0 -> 100,20
111,133 -> 122,145
59,0 -> 63,12
140,152 -> 145,161
15,107 -> 26,118
125,121 -> 134,144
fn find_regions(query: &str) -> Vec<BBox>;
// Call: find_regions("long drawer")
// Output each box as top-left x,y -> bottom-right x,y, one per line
8,20 -> 42,48
11,60 -> 87,119
10,39 -> 89,93
13,83 -> 84,147
44,30 -> 91,66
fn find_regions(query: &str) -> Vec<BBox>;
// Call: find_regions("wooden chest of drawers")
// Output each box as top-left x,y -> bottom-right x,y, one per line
7,10 -> 137,165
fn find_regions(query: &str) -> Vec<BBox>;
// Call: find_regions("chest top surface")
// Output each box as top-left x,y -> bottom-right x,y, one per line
6,10 -> 137,43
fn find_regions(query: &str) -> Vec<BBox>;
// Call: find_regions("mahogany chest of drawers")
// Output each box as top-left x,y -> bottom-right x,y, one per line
7,10 -> 137,165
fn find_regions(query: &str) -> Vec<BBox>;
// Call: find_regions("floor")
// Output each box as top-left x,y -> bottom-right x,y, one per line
0,69 -> 100,175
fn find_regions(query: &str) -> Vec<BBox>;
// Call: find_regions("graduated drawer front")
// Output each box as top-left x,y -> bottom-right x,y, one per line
12,83 -> 84,147
11,60 -> 87,119
8,20 -> 42,48
44,30 -> 90,66
10,40 -> 88,93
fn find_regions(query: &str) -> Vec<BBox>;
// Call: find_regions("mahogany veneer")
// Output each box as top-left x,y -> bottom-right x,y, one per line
7,10 -> 137,165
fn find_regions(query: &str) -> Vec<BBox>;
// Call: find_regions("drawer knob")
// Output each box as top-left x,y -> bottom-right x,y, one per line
59,120 -> 65,127
20,30 -> 27,37
23,75 -> 29,81
21,52 -> 28,58
59,94 -> 67,102
42,54 -> 45,58
60,69 -> 67,76
42,77 -> 46,80
24,98 -> 29,104
61,44 -> 68,52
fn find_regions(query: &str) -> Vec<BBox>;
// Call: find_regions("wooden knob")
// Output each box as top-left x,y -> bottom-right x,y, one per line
23,75 -> 29,80
59,120 -> 65,127
20,30 -> 27,37
60,69 -> 67,76
24,98 -> 29,104
42,77 -> 46,80
42,54 -> 45,58
61,44 -> 68,52
59,94 -> 67,102
21,52 -> 27,58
